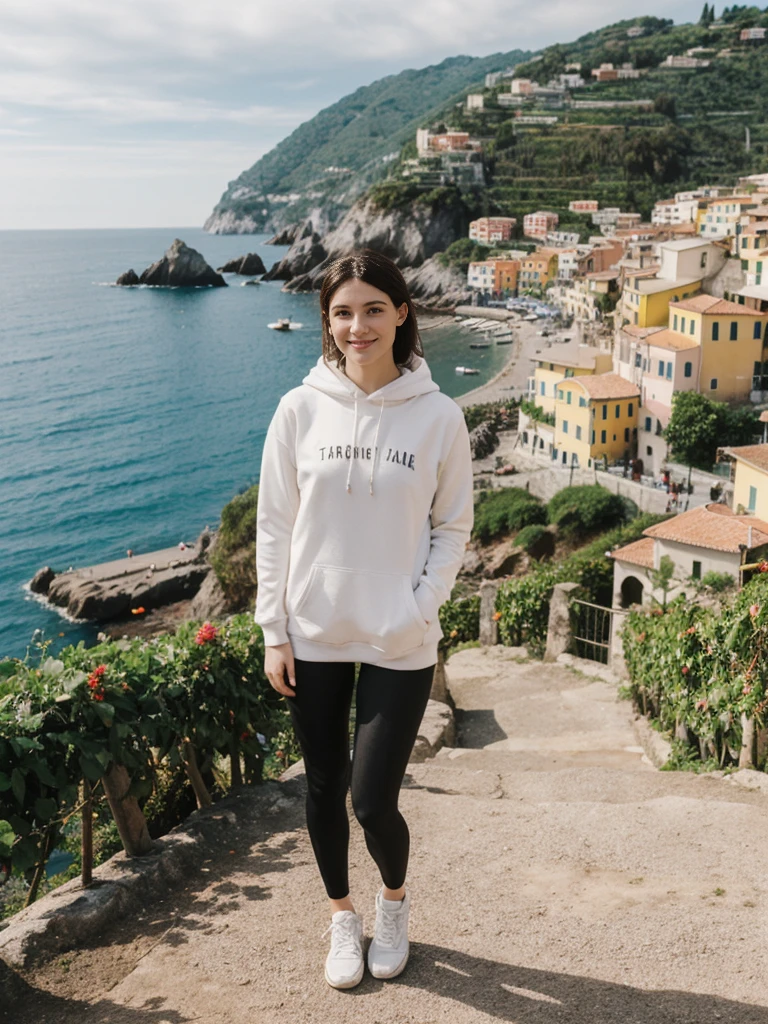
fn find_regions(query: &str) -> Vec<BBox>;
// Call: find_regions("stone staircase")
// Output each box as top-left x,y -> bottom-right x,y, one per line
6,646 -> 768,1024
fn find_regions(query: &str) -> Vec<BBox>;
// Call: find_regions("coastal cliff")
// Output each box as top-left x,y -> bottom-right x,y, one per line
262,196 -> 472,294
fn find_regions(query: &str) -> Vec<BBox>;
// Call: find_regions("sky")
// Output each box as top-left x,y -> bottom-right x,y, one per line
0,0 -> 708,231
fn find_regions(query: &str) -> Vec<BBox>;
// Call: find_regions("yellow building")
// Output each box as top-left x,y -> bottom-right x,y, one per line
667,295 -> 768,401
553,373 -> 640,468
699,195 -> 758,241
722,444 -> 768,517
743,247 -> 767,287
518,249 -> 559,291
531,343 -> 613,415
620,275 -> 703,328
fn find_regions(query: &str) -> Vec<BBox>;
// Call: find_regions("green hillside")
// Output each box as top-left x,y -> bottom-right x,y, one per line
205,51 -> 530,232
369,12 -> 768,233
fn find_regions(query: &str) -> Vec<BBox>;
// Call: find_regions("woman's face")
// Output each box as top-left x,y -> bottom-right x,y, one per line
327,278 -> 408,373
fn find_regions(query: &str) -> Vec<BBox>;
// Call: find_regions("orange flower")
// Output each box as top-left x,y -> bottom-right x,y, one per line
492,611 -> 502,621
131,606 -> 146,615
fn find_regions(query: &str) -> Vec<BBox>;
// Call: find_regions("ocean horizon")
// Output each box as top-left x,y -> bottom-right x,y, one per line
0,228 -> 509,660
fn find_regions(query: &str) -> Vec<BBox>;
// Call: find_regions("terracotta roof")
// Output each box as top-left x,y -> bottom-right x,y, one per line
723,444 -> 768,474
643,503 -> 768,553
621,325 -> 665,339
669,294 -> 766,316
645,328 -> 700,352
610,536 -> 655,568
569,373 -> 640,400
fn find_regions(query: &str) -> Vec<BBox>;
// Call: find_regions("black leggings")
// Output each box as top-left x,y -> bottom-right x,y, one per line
288,658 -> 435,900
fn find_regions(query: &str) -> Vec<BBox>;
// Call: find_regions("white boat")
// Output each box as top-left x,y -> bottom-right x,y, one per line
455,366 -> 480,375
268,318 -> 303,331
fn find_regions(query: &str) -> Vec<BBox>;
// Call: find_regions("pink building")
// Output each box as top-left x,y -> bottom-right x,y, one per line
523,211 -> 559,240
469,217 -> 517,244
569,200 -> 599,213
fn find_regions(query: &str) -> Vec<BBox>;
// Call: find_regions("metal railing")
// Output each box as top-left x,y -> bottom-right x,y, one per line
571,599 -> 613,664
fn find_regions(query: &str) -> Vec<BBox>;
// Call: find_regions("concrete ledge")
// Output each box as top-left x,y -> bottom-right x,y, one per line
633,715 -> 673,769
0,781 -> 297,969
410,699 -> 456,762
728,768 -> 768,794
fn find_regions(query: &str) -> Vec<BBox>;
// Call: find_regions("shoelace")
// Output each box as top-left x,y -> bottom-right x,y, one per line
322,915 -> 362,957
375,905 -> 402,949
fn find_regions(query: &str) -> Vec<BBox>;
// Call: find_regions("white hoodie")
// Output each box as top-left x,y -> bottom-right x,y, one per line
254,354 -> 474,670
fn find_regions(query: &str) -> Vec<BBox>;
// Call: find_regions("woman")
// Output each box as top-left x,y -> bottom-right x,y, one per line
255,249 -> 473,989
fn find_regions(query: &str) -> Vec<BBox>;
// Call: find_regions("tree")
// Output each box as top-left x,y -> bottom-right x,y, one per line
663,391 -> 726,485
699,3 -> 710,24
649,555 -> 676,610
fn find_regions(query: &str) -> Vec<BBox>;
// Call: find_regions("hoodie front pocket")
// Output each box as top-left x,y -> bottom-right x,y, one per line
292,564 -> 427,657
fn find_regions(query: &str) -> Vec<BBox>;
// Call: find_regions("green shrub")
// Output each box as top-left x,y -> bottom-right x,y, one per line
210,484 -> 259,608
0,614 -> 297,914
622,570 -> 768,770
438,596 -> 481,654
514,524 -> 548,554
547,485 -> 626,539
697,571 -> 736,594
473,488 -> 546,544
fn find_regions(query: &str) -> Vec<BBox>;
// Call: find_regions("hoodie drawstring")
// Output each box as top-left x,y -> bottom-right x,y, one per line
369,402 -> 385,496
345,395 -> 359,494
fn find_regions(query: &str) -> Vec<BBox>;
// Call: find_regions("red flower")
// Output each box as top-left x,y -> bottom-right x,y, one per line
681,666 -> 690,675
195,622 -> 218,645
240,731 -> 249,741
759,561 -> 768,573
93,690 -> 105,702
93,664 -> 106,676
87,678 -> 99,690
749,604 -> 760,618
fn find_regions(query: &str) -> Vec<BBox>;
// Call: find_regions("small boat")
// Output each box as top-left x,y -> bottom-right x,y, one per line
242,279 -> 261,286
523,313 -> 538,321
268,318 -> 303,331
470,342 -> 491,349
496,338 -> 515,345
455,366 -> 480,375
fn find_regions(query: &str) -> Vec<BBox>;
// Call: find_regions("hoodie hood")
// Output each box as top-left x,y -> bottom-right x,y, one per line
302,354 -> 440,405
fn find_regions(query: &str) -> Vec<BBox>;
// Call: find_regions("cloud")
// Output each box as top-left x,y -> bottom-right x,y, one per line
0,0 -> 705,228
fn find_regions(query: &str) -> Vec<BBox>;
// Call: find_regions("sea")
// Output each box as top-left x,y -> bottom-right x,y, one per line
0,228 -> 511,660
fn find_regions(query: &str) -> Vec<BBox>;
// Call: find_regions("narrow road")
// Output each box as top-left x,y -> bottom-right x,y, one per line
7,647 -> 768,1023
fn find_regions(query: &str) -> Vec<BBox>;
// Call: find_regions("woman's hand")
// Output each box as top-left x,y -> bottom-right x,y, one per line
264,642 -> 296,697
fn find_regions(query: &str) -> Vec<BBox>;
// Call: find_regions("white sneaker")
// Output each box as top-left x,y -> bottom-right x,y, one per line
323,910 -> 364,990
367,889 -> 410,980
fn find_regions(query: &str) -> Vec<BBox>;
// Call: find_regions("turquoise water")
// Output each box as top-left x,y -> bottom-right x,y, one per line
0,228 -> 508,659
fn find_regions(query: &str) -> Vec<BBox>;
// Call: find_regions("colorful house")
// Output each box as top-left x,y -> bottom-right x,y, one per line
523,212 -> 559,240
720,443 -> 768,517
518,249 -> 559,291
610,504 -> 768,608
667,295 -> 768,401
553,373 -> 639,468
528,343 -> 614,415
469,217 -> 517,244
699,195 -> 758,241
467,258 -> 520,295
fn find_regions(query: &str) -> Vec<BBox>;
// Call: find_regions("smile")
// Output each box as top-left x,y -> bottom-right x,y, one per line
349,340 -> 375,349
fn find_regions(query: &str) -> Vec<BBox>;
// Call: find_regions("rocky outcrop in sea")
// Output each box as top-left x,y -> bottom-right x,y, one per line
116,239 -> 227,288
216,253 -> 267,275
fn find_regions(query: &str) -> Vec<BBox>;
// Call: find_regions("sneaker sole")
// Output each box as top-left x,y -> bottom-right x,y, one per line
368,946 -> 409,980
324,961 -> 365,990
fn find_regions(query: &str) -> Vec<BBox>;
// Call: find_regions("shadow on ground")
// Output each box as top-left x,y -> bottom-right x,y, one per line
400,943 -> 768,1023
455,708 -> 507,748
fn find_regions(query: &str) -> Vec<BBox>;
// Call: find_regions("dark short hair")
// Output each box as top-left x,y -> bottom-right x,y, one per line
319,249 -> 423,369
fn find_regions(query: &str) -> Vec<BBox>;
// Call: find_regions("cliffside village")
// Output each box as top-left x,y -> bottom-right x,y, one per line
460,173 -> 768,608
